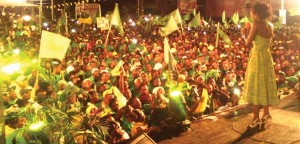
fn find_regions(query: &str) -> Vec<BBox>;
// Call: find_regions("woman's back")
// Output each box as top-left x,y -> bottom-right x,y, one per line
255,21 -> 273,39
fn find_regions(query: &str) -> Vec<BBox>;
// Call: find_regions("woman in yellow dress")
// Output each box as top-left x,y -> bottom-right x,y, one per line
243,2 -> 279,130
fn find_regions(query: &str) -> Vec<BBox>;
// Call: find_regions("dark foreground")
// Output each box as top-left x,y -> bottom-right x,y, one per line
157,89 -> 300,144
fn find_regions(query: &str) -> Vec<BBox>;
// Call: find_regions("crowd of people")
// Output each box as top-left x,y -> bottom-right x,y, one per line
1,7 -> 300,143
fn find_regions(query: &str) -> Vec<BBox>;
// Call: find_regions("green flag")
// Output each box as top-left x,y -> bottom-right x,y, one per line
218,28 -> 232,45
192,8 -> 196,16
159,16 -> 179,37
222,11 -> 226,23
231,12 -> 239,25
274,17 -> 283,29
289,8 -> 299,16
170,9 -> 182,24
109,3 -> 123,34
239,16 -> 250,24
188,12 -> 201,27
183,13 -> 190,21
164,38 -> 177,72
222,11 -> 229,29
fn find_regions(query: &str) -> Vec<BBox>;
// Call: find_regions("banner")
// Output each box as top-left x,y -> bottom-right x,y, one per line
39,31 -> 71,60
75,3 -> 100,18
177,0 -> 197,14
97,17 -> 109,29
78,17 -> 92,24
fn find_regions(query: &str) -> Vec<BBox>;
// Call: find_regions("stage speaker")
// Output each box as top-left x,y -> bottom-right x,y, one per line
128,133 -> 156,144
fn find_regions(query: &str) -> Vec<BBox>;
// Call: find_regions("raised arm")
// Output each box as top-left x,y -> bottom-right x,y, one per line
246,22 -> 258,46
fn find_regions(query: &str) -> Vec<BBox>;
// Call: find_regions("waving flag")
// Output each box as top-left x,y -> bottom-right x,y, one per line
231,12 -> 239,25
109,3 -> 123,34
159,16 -> 179,37
164,38 -> 177,72
39,31 -> 71,60
188,12 -> 201,27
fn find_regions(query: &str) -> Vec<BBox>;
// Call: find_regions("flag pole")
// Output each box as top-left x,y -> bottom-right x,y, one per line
104,24 -> 112,55
215,22 -> 220,48
65,12 -> 68,35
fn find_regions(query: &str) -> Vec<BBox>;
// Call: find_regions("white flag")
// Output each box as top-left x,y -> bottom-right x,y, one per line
39,30 -> 71,60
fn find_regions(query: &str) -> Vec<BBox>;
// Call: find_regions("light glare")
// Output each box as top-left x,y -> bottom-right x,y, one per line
233,88 -> 241,96
171,91 -> 181,98
22,15 -> 31,21
29,121 -> 44,130
132,38 -> 137,44
13,49 -> 20,54
1,63 -> 21,74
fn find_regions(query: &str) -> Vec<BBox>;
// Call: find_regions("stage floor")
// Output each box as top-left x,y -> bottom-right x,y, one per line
158,89 -> 300,144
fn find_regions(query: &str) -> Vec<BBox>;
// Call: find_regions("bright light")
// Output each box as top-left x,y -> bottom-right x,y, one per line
237,24 -> 241,29
1,63 -> 21,75
170,90 -> 181,98
233,88 -> 241,96
71,29 -> 76,33
128,19 -> 133,23
203,31 -> 206,35
131,22 -> 136,27
12,48 -> 20,55
188,27 -> 191,31
22,15 -> 31,21
93,27 -> 97,31
46,27 -> 50,31
144,17 -> 149,22
2,11 -> 6,16
131,38 -> 137,44
43,22 -> 48,27
29,121 -> 45,131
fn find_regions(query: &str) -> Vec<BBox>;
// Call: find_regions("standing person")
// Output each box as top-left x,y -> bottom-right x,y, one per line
243,2 -> 279,130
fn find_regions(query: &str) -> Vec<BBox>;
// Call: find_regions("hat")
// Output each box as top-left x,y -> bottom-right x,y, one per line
152,87 -> 164,95
91,68 -> 99,74
220,54 -> 227,58
153,63 -> 162,71
224,45 -> 230,49
16,75 -> 27,82
20,88 -> 32,95
100,69 -> 109,74
208,45 -> 214,51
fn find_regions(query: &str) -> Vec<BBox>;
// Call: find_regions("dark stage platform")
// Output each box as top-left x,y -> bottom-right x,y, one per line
158,89 -> 300,144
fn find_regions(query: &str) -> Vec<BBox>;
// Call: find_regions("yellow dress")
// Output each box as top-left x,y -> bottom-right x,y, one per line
242,34 -> 279,105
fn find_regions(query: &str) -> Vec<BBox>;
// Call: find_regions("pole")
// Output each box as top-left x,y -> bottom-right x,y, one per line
103,24 -> 112,55
65,12 -> 68,34
39,0 -> 43,33
63,0 -> 66,14
99,4 -> 101,17
281,0 -> 284,9
0,77 -> 5,144
51,0 -> 54,21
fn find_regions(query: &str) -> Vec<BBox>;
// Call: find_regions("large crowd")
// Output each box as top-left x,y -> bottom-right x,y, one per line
1,8 -> 300,143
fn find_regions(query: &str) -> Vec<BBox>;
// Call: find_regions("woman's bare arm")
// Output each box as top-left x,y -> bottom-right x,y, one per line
246,22 -> 258,46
